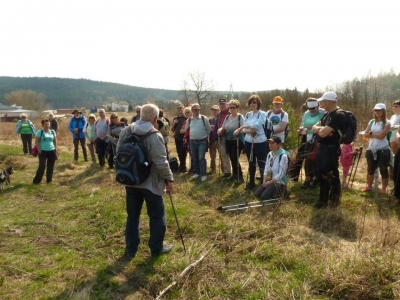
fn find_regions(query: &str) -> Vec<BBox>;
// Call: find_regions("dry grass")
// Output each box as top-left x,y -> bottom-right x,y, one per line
1,114 -> 400,299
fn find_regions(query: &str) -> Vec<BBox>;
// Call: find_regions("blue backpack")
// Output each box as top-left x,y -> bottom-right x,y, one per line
115,127 -> 157,186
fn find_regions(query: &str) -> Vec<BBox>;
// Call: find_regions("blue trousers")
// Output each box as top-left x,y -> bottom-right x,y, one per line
125,187 -> 166,256
190,139 -> 207,176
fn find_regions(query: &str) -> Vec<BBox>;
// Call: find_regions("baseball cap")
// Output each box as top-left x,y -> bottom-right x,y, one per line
317,91 -> 337,102
211,105 -> 219,110
306,100 -> 318,109
267,136 -> 282,144
373,103 -> 386,110
393,100 -> 400,106
219,98 -> 227,104
191,103 -> 200,109
272,96 -> 283,104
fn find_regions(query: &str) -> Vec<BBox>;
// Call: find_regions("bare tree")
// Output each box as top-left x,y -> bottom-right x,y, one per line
180,71 -> 215,110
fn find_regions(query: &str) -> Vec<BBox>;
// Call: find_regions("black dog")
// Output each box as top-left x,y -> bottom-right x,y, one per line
0,166 -> 14,192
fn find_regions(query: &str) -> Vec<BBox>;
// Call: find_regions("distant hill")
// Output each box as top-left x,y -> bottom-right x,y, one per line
0,77 -> 180,109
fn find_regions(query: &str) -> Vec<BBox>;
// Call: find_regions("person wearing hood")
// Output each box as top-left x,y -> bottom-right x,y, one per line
117,104 -> 174,259
68,109 -> 88,162
254,136 -> 289,200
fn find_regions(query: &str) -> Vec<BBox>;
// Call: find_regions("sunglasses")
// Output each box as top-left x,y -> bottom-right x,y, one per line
229,107 -> 237,109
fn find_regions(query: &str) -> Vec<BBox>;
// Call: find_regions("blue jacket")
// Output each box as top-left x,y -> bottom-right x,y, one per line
69,115 -> 87,139
15,119 -> 36,135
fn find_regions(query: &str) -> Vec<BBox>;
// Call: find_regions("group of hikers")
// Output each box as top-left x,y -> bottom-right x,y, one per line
15,93 -> 400,258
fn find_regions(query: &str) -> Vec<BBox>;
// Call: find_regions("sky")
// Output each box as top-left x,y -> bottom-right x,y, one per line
1,0 -> 399,93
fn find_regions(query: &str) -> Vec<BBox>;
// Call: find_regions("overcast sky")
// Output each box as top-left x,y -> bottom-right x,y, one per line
1,0 -> 399,93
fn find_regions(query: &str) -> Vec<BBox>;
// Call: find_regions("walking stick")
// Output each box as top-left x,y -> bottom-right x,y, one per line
350,146 -> 363,188
237,138 -> 240,183
347,147 -> 359,187
245,136 -> 255,188
218,136 -> 222,176
167,192 -> 186,254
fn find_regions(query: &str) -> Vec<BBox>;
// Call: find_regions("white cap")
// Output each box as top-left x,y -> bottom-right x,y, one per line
306,101 -> 318,108
373,103 -> 386,110
317,91 -> 338,102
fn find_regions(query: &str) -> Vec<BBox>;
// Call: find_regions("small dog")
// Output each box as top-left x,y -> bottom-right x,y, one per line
0,166 -> 14,192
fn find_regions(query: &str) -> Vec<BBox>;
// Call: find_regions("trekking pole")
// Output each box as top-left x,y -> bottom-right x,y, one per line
350,146 -> 363,188
167,192 -> 186,254
236,138 -> 240,183
218,136 -> 222,176
245,136 -> 255,188
347,146 -> 359,186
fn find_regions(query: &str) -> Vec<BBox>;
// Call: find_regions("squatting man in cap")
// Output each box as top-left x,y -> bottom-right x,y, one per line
117,103 -> 174,259
311,92 -> 347,208
254,136 -> 289,200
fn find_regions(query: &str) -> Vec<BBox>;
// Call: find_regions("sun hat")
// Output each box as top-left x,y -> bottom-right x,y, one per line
272,96 -> 283,104
373,103 -> 386,110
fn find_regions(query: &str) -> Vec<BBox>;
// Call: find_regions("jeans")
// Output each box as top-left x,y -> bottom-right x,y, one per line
190,139 -> 207,176
95,138 -> 108,166
125,187 -> 166,256
73,138 -> 88,161
316,144 -> 341,204
21,134 -> 32,154
244,141 -> 268,184
33,150 -> 56,184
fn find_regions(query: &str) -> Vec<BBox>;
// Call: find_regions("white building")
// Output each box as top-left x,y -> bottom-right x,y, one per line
111,101 -> 129,112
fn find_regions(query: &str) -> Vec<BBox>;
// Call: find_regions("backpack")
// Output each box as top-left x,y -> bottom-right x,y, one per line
158,117 -> 171,137
245,111 -> 272,138
267,110 -> 289,139
115,127 -> 158,186
336,110 -> 357,145
368,119 -> 392,142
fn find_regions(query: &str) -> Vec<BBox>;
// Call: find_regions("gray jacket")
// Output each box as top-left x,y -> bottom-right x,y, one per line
117,120 -> 173,196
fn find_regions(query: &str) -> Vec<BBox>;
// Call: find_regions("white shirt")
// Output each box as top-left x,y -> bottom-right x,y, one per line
267,111 -> 289,143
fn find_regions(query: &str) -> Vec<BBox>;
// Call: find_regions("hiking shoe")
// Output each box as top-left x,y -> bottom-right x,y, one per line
244,182 -> 256,190
151,244 -> 172,257
313,201 -> 328,209
224,173 -> 231,178
362,186 -> 372,192
379,189 -> 387,194
235,177 -> 244,184
201,175 -> 207,182
124,250 -> 136,260
192,174 -> 200,179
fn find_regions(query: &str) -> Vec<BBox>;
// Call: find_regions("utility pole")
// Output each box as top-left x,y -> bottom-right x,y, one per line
229,83 -> 234,100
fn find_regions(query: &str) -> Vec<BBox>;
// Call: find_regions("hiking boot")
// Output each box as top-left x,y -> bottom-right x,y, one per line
192,174 -> 200,179
124,250 -> 136,260
244,182 -> 256,190
201,175 -> 207,182
301,180 -> 310,189
224,173 -> 231,178
151,244 -> 172,257
362,186 -> 372,192
313,201 -> 328,209
235,177 -> 244,184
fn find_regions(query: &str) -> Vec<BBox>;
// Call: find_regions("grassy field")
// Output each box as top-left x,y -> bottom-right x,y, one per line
1,119 -> 400,299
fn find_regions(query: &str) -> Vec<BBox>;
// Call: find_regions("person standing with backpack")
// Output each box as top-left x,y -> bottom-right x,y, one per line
171,104 -> 187,173
361,103 -> 391,193
68,109 -> 88,163
33,119 -> 57,185
107,113 -> 125,169
116,104 -> 174,259
266,96 -> 289,144
94,109 -> 110,167
311,91 -> 347,208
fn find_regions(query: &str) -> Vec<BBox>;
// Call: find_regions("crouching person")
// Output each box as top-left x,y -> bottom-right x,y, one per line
255,136 -> 289,200
117,104 -> 174,260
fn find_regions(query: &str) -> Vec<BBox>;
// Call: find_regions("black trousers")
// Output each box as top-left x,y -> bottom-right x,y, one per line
21,134 -> 33,154
33,150 -> 56,184
174,137 -> 187,171
316,144 -> 341,204
226,139 -> 244,176
393,148 -> 400,198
